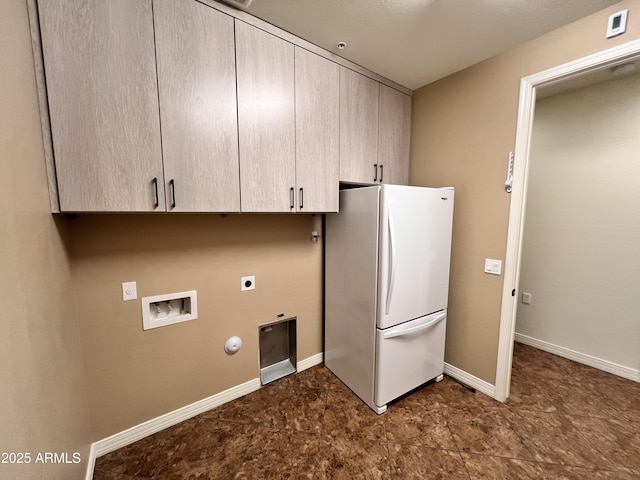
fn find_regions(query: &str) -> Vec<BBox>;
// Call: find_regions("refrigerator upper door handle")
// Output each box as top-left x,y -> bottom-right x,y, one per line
382,312 -> 447,339
385,207 -> 397,315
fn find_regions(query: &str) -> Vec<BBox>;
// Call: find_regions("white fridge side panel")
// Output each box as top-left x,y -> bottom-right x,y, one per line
378,185 -> 454,330
325,187 -> 380,409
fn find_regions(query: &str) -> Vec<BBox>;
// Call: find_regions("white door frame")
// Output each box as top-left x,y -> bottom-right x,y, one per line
494,39 -> 640,402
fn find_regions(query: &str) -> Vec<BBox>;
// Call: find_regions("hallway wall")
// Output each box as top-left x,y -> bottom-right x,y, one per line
0,0 -> 92,477
516,72 -> 640,376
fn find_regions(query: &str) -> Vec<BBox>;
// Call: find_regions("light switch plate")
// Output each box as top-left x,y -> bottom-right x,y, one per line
122,281 -> 137,301
484,259 -> 502,276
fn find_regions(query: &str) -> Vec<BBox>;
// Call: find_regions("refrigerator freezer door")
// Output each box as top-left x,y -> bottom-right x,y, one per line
374,310 -> 447,407
377,185 -> 454,330
325,186 -> 381,411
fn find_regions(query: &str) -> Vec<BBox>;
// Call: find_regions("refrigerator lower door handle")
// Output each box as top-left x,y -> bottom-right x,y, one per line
382,312 -> 447,340
385,207 -> 397,315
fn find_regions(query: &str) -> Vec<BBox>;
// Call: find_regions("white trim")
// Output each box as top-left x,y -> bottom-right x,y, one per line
297,352 -> 324,372
84,443 -> 96,480
495,76 -> 536,402
92,377 -> 261,458
89,352 -> 324,467
495,39 -> 640,403
515,334 -> 640,383
444,362 -> 496,398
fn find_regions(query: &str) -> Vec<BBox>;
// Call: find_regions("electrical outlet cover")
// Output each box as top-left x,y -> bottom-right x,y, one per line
241,275 -> 256,291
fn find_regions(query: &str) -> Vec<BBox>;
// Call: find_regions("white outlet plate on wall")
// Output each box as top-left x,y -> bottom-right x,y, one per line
241,275 -> 255,291
122,281 -> 137,301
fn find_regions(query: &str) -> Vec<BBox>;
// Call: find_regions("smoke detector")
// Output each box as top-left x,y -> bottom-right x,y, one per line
218,0 -> 253,9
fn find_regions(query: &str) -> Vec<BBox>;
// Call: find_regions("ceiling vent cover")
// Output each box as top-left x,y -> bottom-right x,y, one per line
218,0 -> 253,9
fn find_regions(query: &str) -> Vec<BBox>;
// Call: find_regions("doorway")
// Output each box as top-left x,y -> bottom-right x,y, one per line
516,71 -> 640,377
494,39 -> 640,402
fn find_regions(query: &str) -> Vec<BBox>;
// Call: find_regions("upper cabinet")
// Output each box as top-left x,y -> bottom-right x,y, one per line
378,85 -> 412,185
235,27 -> 340,213
153,0 -> 240,212
38,0 -> 164,211
34,0 -> 411,212
294,47 -> 340,213
235,21 -> 296,213
339,67 -> 380,185
338,67 -> 412,186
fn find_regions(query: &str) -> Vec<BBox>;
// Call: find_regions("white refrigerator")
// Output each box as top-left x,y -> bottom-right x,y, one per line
324,185 -> 454,414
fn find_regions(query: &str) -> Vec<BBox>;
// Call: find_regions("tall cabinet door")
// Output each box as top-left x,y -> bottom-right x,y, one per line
378,85 -> 411,185
38,0 -> 164,211
235,21 -> 295,213
294,48 -> 340,213
339,67 -> 380,185
154,0 -> 239,212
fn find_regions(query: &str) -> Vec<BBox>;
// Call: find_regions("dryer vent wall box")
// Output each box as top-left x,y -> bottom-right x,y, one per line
142,290 -> 198,330
606,10 -> 628,38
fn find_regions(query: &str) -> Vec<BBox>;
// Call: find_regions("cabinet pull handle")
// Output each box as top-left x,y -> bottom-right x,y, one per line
379,164 -> 384,183
373,164 -> 378,182
152,177 -> 159,208
290,187 -> 294,210
299,188 -> 304,209
169,179 -> 176,209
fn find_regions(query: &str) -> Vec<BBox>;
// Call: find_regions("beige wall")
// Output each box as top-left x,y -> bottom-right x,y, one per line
5,0 -> 638,462
0,0 -> 92,478
516,73 -> 640,371
70,213 -> 323,439
410,0 -> 640,384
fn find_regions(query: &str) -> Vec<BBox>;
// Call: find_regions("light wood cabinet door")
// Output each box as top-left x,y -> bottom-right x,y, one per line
339,67 -> 380,184
154,0 -> 240,212
294,48 -> 340,213
38,0 -> 164,211
235,21 -> 295,213
378,85 -> 411,185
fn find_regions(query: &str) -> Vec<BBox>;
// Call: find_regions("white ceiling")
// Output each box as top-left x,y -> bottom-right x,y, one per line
245,0 -> 622,90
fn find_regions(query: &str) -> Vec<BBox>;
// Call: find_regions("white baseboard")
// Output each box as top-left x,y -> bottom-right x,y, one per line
515,333 -> 640,383
297,352 -> 324,372
92,376 -> 261,459
443,362 -> 496,398
87,353 -> 324,478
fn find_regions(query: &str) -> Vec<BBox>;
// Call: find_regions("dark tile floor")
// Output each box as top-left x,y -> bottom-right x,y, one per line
93,343 -> 640,479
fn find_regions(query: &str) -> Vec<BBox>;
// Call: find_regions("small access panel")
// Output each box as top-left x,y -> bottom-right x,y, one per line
259,316 -> 297,385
